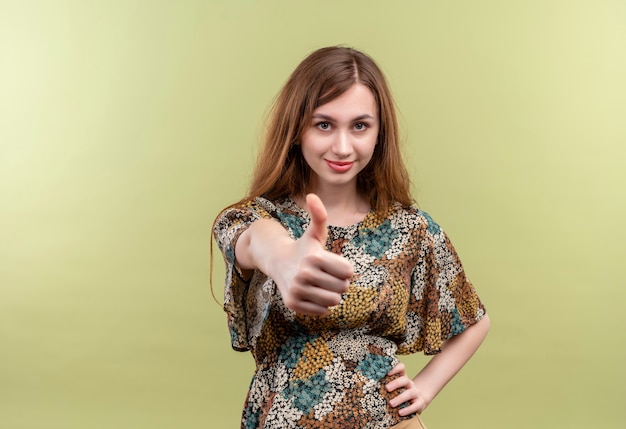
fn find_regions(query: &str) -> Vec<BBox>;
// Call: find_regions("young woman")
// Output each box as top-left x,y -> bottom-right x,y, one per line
212,46 -> 489,429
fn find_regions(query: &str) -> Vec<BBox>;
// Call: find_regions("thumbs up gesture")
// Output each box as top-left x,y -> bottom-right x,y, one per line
276,194 -> 353,315
235,193 -> 354,316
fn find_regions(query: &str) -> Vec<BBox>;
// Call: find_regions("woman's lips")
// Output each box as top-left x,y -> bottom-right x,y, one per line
325,160 -> 354,172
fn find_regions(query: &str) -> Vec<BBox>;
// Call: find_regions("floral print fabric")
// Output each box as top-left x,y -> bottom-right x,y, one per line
213,197 -> 486,429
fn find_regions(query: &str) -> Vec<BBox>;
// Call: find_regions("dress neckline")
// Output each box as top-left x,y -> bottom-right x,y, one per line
283,196 -> 374,231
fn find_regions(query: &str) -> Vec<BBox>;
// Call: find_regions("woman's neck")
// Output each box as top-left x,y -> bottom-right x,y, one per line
295,185 -> 370,227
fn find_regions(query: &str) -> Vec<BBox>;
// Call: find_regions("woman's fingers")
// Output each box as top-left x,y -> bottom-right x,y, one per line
386,375 -> 410,396
389,387 -> 415,407
386,362 -> 426,416
295,257 -> 351,293
292,281 -> 346,308
280,253 -> 351,313
319,253 -> 354,282
296,240 -> 353,287
397,400 -> 423,416
283,264 -> 350,313
387,362 -> 406,377
388,383 -> 425,416
286,300 -> 332,316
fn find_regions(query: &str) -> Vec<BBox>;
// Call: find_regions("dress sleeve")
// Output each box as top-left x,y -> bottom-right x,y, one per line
212,198 -> 279,351
397,212 -> 486,355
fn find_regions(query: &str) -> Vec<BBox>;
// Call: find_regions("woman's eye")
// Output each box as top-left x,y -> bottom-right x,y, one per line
316,122 -> 331,130
354,122 -> 367,131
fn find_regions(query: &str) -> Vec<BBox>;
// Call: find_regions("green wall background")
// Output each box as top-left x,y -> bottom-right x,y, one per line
1,1 -> 625,428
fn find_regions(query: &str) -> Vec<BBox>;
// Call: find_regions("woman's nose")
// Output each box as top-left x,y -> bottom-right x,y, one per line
332,131 -> 352,157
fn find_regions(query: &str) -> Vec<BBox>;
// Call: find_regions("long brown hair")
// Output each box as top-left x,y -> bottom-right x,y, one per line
211,47 -> 413,302
246,46 -> 413,211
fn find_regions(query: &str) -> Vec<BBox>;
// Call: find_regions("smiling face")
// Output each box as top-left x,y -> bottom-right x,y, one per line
300,83 -> 379,195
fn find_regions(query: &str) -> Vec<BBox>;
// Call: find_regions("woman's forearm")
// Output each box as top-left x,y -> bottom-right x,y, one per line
235,218 -> 293,274
413,314 -> 491,406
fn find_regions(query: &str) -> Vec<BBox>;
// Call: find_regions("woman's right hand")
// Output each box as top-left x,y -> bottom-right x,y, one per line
276,193 -> 353,315
236,194 -> 353,316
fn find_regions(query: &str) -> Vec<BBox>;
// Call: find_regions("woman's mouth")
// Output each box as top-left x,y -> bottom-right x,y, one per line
325,160 -> 354,173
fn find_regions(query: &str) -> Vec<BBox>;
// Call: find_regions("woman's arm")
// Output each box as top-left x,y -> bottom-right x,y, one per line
234,194 -> 353,315
386,314 -> 491,415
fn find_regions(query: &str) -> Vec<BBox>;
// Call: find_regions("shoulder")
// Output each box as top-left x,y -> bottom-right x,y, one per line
218,196 -> 309,240
213,197 -> 280,237
219,196 -> 294,220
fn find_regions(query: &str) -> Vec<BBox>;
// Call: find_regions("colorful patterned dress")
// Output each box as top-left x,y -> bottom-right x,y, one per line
213,197 -> 486,429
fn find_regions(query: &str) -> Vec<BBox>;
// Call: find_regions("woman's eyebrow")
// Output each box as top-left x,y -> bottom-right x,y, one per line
311,113 -> 376,121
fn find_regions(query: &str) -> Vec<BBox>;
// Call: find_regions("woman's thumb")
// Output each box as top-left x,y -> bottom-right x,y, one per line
305,193 -> 328,245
